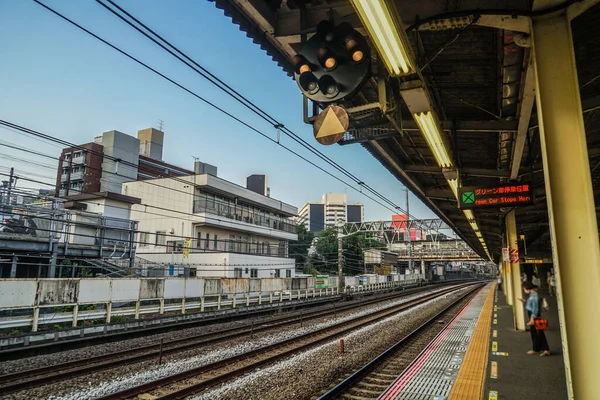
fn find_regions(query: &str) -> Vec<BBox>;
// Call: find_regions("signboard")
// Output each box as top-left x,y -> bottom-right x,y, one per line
459,183 -> 533,209
313,105 -> 349,145
183,238 -> 192,259
359,276 -> 367,286
315,275 -> 329,289
509,248 -> 519,263
502,248 -> 509,262
523,258 -> 549,264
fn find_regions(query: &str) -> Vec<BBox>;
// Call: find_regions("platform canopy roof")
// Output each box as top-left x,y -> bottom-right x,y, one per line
210,0 -> 600,261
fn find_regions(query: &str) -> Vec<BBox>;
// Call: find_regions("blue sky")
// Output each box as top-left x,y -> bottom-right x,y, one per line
0,0 -> 437,221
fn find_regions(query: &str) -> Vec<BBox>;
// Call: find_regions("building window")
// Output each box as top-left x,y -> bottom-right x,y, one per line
213,234 -> 217,250
274,269 -> 281,278
155,231 -> 166,247
189,268 -> 197,278
250,269 -> 258,278
74,151 -> 81,158
286,269 -> 292,278
197,231 -> 202,248
139,232 -> 149,246
234,268 -> 242,278
205,233 -> 210,248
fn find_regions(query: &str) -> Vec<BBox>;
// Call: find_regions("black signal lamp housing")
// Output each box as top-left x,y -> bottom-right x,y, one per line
292,21 -> 371,104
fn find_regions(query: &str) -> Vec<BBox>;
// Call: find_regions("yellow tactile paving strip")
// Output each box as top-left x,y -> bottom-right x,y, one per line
448,283 -> 496,400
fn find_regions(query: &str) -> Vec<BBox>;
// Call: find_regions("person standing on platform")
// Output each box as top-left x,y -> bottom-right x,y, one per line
547,271 -> 556,297
521,281 -> 551,356
496,273 -> 503,292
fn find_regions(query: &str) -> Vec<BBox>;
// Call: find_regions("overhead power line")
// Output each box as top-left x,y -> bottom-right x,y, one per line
31,0 -> 423,222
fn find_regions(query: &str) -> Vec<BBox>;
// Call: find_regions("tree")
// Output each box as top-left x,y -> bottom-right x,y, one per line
290,223 -> 314,271
311,226 -> 388,276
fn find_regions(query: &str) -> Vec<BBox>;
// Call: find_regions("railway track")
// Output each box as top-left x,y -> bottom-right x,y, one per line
94,284 -> 479,400
317,285 -> 482,400
0,284 -> 465,394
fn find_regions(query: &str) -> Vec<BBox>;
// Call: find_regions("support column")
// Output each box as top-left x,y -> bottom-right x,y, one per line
420,259 -> 425,279
503,234 -> 514,306
532,10 -> 600,399
501,262 -> 508,297
49,252 -> 57,279
10,256 -> 17,278
506,210 -> 525,331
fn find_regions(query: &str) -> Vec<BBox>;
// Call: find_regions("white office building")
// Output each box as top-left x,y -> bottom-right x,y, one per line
298,193 -> 364,233
122,173 -> 298,278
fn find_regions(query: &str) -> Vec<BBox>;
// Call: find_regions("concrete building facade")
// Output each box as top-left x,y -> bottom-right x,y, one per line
56,128 -> 194,198
122,173 -> 298,278
298,193 -> 364,233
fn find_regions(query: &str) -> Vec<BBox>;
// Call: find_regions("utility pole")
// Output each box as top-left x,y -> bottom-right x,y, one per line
406,188 -> 413,273
338,228 -> 343,294
6,167 -> 14,207
335,209 -> 344,295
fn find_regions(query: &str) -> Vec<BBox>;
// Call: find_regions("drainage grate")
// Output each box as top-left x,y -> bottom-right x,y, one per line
389,287 -> 491,400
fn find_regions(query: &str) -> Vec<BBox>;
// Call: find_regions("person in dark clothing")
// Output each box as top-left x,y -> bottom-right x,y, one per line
521,281 -> 550,356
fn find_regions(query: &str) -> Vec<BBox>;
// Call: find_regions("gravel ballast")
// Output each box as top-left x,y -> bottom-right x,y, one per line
193,286 -> 477,400
1,285 -> 464,400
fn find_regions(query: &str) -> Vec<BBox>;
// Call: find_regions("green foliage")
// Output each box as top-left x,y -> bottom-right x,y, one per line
52,304 -> 95,313
310,227 -> 388,276
111,315 -> 126,324
59,260 -> 93,278
291,223 -> 315,268
52,324 -> 63,331
9,329 -> 21,336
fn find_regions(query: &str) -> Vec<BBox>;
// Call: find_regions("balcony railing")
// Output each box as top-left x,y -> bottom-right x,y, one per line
193,198 -> 296,234
71,155 -> 86,165
163,238 -> 288,258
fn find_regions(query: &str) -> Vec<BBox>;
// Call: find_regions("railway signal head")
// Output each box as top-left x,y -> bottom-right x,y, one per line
292,21 -> 371,104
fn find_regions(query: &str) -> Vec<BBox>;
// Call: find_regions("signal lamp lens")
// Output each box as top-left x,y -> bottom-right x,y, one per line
319,75 -> 339,98
292,54 -> 312,75
345,39 -> 364,63
325,57 -> 336,69
352,50 -> 364,62
299,72 -> 319,95
299,64 -> 311,74
345,39 -> 358,51
318,48 -> 337,71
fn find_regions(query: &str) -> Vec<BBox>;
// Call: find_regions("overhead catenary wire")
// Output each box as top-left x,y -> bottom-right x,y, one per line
29,0 -> 429,224
95,0 -> 414,216
0,122 -> 448,239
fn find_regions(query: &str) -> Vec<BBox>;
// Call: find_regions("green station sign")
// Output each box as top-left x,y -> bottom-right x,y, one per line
459,183 -> 534,209
315,275 -> 329,289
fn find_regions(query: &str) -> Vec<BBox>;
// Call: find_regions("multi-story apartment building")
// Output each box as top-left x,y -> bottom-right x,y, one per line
122,172 -> 298,278
298,193 -> 364,233
56,128 -> 194,197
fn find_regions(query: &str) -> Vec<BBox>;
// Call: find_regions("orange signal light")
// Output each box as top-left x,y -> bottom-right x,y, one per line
325,57 -> 337,69
299,64 -> 311,74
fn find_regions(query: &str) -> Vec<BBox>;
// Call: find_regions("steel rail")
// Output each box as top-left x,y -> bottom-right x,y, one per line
0,284 -> 454,394
317,285 -> 483,399
97,284 -> 479,400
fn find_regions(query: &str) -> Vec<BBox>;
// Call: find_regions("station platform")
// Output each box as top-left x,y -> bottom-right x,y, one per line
379,282 -> 567,400
480,286 -> 567,400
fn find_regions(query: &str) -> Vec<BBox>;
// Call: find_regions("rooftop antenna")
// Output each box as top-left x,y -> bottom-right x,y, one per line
157,119 -> 164,132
